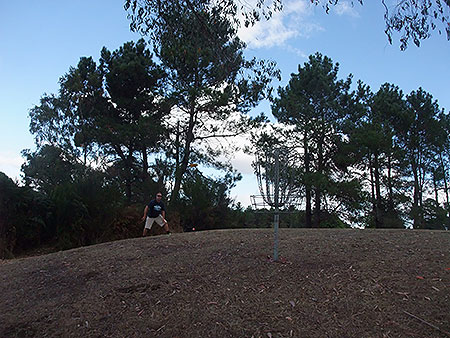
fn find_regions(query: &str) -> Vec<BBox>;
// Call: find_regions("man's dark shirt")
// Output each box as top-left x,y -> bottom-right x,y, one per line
147,199 -> 165,218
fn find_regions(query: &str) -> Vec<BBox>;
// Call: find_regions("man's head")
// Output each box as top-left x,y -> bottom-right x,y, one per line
156,192 -> 163,201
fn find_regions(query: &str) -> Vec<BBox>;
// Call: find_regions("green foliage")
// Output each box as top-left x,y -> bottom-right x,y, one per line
6,2 -> 449,258
125,0 -> 450,50
151,3 -> 278,203
19,143 -> 127,250
317,211 -> 349,229
346,83 -> 410,228
416,198 -> 447,230
271,53 -> 358,227
97,39 -> 167,150
21,145 -> 84,194
269,53 -> 450,229
0,172 -> 52,258
178,170 -> 241,230
29,40 -> 167,203
124,0 -> 283,34
0,172 -> 20,258
46,173 -> 121,249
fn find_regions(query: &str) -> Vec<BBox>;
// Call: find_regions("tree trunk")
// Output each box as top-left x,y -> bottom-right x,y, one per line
124,155 -> 133,204
433,170 -> 439,206
412,159 -> 420,228
313,135 -> 324,228
303,130 -> 312,228
170,109 -> 196,204
387,152 -> 394,211
142,147 -> 149,180
373,153 -> 383,228
113,144 -> 134,204
440,153 -> 449,206
369,155 -> 376,227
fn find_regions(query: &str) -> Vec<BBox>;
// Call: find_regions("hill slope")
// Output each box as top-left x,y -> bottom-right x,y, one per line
1,229 -> 449,337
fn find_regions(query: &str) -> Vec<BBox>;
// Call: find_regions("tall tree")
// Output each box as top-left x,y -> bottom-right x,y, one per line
422,107 -> 449,228
437,112 -> 450,210
371,84 -> 408,222
395,88 -> 444,228
152,3 -> 277,203
347,83 -> 408,228
95,39 -> 167,201
272,74 -> 316,227
29,57 -> 104,164
272,53 -> 358,227
29,40 -> 166,203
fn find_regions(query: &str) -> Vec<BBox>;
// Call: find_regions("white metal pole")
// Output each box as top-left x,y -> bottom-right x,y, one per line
274,149 -> 280,261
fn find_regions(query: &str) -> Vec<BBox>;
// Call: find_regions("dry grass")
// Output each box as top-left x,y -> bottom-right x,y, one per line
1,229 -> 449,337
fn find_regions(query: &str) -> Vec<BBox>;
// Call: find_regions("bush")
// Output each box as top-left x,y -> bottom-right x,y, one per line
0,172 -> 51,258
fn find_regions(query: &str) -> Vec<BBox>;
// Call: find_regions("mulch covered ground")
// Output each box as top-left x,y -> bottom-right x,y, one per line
1,229 -> 449,337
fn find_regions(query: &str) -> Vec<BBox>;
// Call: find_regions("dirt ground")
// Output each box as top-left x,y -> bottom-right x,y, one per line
1,229 -> 449,337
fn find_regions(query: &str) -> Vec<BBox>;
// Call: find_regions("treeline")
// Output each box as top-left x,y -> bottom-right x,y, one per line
1,5 -> 276,258
252,53 -> 450,231
1,3 -> 449,258
0,166 -> 242,258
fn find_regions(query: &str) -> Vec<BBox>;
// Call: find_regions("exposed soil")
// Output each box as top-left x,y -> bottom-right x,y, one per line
1,229 -> 449,337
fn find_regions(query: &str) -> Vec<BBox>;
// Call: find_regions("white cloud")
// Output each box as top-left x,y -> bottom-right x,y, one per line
238,0 -> 322,49
237,0 -> 361,51
238,14 -> 297,48
230,150 -> 254,175
333,1 -> 360,17
284,44 -> 308,58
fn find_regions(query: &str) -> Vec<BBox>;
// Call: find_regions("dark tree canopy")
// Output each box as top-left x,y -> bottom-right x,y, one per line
150,2 -> 277,203
29,40 -> 167,203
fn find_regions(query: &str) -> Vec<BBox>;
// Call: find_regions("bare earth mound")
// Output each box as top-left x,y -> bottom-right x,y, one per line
1,229 -> 449,337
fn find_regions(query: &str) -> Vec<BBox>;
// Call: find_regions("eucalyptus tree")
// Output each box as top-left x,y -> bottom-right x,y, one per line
312,0 -> 450,49
272,53 -> 360,227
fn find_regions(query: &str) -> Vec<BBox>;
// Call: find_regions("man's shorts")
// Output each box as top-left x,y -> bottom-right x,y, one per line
145,215 -> 166,229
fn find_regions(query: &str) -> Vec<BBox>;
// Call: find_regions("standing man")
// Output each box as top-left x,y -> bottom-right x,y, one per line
142,192 -> 170,236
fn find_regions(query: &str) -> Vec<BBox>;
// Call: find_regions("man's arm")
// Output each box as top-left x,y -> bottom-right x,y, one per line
142,206 -> 149,222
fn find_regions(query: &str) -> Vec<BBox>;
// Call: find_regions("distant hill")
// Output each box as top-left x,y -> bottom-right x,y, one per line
1,229 -> 449,337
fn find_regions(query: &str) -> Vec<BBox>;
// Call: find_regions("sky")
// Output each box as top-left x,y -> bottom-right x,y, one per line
1,0 -> 449,207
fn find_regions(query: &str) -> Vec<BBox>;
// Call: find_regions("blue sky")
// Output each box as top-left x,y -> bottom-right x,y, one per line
1,0 -> 449,207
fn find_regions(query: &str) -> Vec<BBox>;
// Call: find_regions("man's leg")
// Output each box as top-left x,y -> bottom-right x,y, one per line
158,215 -> 170,234
143,218 -> 154,237
164,221 -> 170,233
